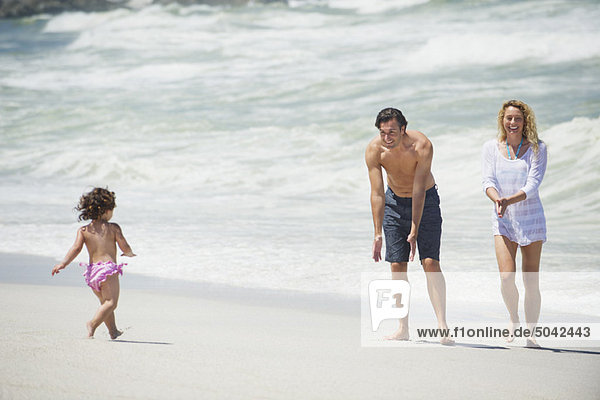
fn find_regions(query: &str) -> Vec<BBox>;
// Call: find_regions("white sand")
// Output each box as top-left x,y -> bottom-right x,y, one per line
1,254 -> 599,399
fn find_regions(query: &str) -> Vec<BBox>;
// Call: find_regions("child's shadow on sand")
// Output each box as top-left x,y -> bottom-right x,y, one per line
112,339 -> 173,345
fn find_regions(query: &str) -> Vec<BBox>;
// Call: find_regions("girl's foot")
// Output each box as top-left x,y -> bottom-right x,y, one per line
86,321 -> 95,338
110,329 -> 123,340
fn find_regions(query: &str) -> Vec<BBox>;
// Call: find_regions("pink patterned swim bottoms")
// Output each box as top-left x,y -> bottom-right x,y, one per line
81,261 -> 125,292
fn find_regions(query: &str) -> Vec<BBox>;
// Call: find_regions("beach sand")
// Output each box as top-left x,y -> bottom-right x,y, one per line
1,253 -> 599,399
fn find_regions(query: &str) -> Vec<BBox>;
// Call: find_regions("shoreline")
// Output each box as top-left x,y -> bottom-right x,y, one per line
2,253 -> 600,399
0,252 -> 359,316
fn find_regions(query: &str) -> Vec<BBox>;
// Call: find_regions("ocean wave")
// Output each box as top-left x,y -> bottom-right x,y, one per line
404,32 -> 600,72
289,0 -> 430,14
539,116 -> 600,223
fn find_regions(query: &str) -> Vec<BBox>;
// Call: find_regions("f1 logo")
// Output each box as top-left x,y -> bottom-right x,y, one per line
368,280 -> 410,331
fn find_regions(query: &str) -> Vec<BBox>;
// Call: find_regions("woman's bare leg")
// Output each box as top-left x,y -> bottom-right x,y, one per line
521,241 -> 543,347
495,235 -> 519,342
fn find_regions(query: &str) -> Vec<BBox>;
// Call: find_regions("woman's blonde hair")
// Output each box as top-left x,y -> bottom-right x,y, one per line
497,99 -> 540,153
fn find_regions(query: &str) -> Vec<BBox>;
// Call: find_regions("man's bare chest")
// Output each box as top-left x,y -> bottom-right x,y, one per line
380,151 -> 417,176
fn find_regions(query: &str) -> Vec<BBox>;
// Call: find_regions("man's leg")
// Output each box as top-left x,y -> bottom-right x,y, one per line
385,262 -> 409,340
422,258 -> 453,344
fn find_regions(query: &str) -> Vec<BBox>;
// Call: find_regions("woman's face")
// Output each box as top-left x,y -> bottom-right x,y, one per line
503,106 -> 525,139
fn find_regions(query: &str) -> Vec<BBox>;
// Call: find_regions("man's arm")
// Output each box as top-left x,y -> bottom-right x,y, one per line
365,142 -> 385,262
408,138 -> 433,261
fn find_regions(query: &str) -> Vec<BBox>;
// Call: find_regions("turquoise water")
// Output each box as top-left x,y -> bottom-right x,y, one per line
1,0 -> 599,297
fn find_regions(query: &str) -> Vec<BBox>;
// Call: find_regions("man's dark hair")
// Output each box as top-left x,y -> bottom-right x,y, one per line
375,108 -> 408,129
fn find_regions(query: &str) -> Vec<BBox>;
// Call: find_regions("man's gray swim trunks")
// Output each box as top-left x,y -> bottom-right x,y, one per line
383,185 -> 442,262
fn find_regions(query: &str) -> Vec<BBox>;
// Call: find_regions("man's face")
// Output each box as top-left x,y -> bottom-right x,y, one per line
379,119 -> 404,149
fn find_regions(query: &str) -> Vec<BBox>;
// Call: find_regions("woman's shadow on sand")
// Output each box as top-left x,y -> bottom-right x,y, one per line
450,341 -> 600,355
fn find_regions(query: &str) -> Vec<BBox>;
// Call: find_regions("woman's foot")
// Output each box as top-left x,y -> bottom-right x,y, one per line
506,320 -> 520,343
526,336 -> 540,348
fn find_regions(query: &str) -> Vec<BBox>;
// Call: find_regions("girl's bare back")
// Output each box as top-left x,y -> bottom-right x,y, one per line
82,220 -> 135,264
82,221 -> 119,264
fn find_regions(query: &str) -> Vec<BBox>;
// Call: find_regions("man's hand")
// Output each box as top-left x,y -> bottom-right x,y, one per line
407,231 -> 417,262
372,236 -> 383,262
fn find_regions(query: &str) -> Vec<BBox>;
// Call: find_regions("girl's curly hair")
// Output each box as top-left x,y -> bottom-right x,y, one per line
76,187 -> 116,221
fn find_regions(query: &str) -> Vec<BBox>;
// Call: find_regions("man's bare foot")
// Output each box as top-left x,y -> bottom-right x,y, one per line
526,337 -> 540,348
506,320 -> 519,343
440,336 -> 455,346
437,324 -> 455,345
86,321 -> 95,339
110,329 -> 123,340
384,326 -> 409,341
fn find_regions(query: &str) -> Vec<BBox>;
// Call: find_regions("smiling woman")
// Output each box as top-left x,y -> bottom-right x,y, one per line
482,99 -> 547,347
499,99 -> 541,158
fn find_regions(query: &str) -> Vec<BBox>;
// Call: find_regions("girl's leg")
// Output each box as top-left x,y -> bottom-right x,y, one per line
494,235 -> 519,341
521,241 -> 543,346
87,274 -> 120,338
91,289 -> 120,338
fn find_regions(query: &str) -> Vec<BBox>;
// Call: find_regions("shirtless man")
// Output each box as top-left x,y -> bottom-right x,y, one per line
365,107 -> 452,344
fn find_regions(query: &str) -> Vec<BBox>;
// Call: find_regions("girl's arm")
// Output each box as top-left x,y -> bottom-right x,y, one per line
52,228 -> 85,275
113,223 -> 136,257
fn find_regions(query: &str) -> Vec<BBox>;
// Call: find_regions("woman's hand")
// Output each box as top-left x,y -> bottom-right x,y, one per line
496,198 -> 508,218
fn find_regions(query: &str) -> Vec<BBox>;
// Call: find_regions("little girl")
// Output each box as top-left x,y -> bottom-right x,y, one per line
52,187 -> 136,339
